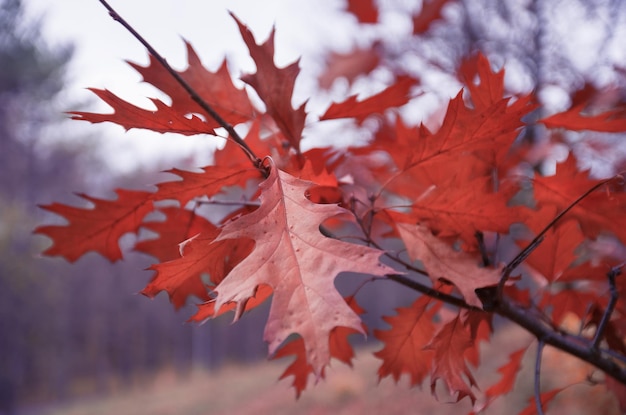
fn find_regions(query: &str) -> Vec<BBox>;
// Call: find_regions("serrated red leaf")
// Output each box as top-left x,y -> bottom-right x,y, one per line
71,42 -> 254,134
233,14 -> 306,151
211,161 -> 393,376
135,207 -> 217,262
395,223 -> 501,307
540,104 -> 626,132
154,165 -> 261,206
518,388 -> 564,415
320,75 -> 417,123
319,46 -> 380,89
346,0 -> 378,24
145,231 -> 254,311
135,208 -> 221,308
475,346 -> 528,413
412,0 -> 455,34
36,189 -> 153,262
374,294 -> 440,385
272,296 -> 365,398
533,153 -> 626,244
424,313 -> 478,403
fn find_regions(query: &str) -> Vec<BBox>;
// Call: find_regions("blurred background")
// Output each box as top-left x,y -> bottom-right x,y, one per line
2,0 -> 626,414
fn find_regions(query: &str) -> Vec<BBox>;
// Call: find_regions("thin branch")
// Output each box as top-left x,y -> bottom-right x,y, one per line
96,0 -> 263,171
535,340 -> 545,415
592,264 -> 622,349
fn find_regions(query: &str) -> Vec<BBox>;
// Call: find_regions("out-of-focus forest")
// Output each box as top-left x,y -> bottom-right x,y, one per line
2,0 -> 626,414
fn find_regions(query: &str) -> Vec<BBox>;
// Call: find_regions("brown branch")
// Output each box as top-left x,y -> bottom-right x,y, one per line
593,264 -> 622,349
96,0 -> 263,172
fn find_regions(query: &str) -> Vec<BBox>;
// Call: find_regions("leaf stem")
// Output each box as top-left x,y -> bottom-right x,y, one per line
96,0 -> 263,171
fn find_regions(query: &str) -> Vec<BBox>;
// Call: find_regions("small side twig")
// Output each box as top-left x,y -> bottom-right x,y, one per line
592,264 -> 623,349
97,0 -> 263,171
535,339 -> 546,415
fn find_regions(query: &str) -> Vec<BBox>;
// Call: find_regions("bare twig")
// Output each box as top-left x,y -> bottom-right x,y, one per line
535,340 -> 545,415
96,0 -> 263,171
592,264 -> 623,349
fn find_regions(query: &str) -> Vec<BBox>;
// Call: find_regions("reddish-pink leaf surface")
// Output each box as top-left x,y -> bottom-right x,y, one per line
154,165 -> 261,206
374,295 -> 440,385
35,189 -> 154,262
395,223 -> 501,307
211,161 -> 393,376
424,313 -> 478,403
540,104 -> 626,132
320,75 -> 417,123
233,14 -> 307,151
346,0 -> 378,24
412,0 -> 456,34
71,43 -> 254,134
272,296 -> 366,398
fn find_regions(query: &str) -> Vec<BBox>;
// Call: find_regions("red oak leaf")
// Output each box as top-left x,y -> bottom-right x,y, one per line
518,388 -> 564,415
424,312 -> 478,403
374,294 -> 441,385
154,165 -> 261,207
71,42 -> 254,134
474,346 -> 528,413
518,210 -> 585,283
319,46 -> 380,89
35,189 -> 153,262
346,0 -> 378,24
272,296 -> 366,398
320,75 -> 417,123
233,14 -> 307,151
540,104 -> 626,132
145,230 -> 254,312
412,0 -> 455,34
135,208 -> 220,308
135,207 -> 217,262
211,161 -> 393,376
395,223 -> 501,307
541,290 -> 602,327
533,152 -> 626,244
388,176 -> 528,249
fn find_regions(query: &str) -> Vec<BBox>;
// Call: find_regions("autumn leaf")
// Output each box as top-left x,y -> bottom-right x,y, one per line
154,165 -> 261,207
395,223 -> 501,307
532,152 -> 626,244
320,75 -> 417,123
272,296 -> 366,398
540,104 -> 626,132
233,14 -> 307,151
71,42 -> 254,134
412,0 -> 456,34
424,312 -> 478,403
474,346 -> 529,413
374,294 -> 440,385
518,388 -> 564,415
35,189 -> 153,262
210,160 -> 393,376
318,46 -> 380,89
346,0 -> 378,24
388,176 -> 528,248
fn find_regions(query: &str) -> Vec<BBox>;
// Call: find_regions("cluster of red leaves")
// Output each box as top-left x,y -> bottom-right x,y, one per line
36,3 -> 626,413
